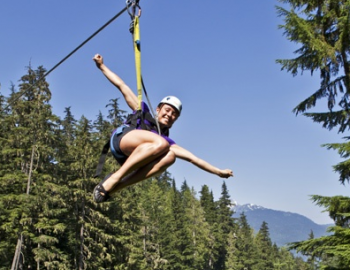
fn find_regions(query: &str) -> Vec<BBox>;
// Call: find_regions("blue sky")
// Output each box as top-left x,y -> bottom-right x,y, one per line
1,0 -> 348,224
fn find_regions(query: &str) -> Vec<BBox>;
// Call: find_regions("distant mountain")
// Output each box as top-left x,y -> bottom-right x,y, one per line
232,204 -> 332,247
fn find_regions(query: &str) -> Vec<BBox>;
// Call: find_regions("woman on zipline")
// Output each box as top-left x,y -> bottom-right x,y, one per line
93,54 -> 233,203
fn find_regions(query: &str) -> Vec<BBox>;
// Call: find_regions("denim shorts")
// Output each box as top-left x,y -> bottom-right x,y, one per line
110,125 -> 135,165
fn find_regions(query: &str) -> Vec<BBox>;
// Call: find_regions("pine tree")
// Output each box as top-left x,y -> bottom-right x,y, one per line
305,230 -> 319,270
276,0 -> 350,120
179,183 -> 213,270
235,213 -> 258,270
155,170 -> 173,192
277,1 -> 350,268
253,221 -> 274,270
0,65 -> 69,269
68,115 -> 125,269
199,185 -> 217,225
0,85 -> 16,268
162,179 -> 187,269
289,195 -> 350,269
88,98 -> 135,269
187,187 -> 212,270
112,184 -> 145,270
199,185 -> 219,269
128,179 -> 167,269
178,181 -> 197,269
105,98 -> 126,128
225,231 -> 238,270
277,0 -> 350,184
275,247 -> 300,270
214,181 -> 235,270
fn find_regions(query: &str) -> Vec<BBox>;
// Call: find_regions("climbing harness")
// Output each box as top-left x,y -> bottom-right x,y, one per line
127,0 -> 161,133
95,0 -> 161,178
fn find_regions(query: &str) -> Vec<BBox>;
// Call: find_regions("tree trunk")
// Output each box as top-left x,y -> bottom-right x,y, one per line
11,145 -> 36,269
26,145 -> 35,195
11,235 -> 23,270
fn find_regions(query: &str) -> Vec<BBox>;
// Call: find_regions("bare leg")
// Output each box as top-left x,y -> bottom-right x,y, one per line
102,130 -> 170,191
111,150 -> 176,193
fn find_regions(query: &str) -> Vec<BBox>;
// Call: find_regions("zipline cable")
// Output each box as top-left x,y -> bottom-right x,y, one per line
0,4 -> 131,114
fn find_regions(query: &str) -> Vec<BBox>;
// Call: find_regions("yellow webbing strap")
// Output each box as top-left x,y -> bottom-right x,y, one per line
133,16 -> 142,110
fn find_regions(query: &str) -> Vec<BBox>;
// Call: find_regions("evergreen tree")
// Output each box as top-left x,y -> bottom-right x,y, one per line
276,247 -> 302,270
276,0 -> 350,121
277,1 -> 350,268
305,230 -> 319,270
0,65 -> 68,269
112,184 -> 145,270
89,98 -> 134,269
163,179 -> 187,269
69,116 -> 124,269
199,185 -> 217,225
214,181 -> 235,270
188,187 -> 213,270
105,98 -> 126,128
138,179 -> 168,269
217,182 -> 235,234
199,185 -> 219,269
179,181 -> 197,269
155,170 -> 173,192
235,213 -> 258,270
180,183 -> 213,270
225,231 -> 238,270
253,221 -> 274,270
289,195 -> 350,269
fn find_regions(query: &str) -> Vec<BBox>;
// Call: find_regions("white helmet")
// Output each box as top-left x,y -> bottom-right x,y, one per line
159,96 -> 182,115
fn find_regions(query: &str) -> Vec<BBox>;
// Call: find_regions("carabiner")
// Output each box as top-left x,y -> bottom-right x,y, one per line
126,0 -> 142,19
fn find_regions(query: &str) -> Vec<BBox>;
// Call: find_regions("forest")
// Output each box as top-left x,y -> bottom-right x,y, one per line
0,66 -> 309,269
2,0 -> 350,269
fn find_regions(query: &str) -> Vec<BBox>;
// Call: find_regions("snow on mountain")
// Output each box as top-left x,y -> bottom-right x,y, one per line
232,203 -> 332,247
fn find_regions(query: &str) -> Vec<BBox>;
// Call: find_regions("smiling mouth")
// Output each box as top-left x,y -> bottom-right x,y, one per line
161,118 -> 171,126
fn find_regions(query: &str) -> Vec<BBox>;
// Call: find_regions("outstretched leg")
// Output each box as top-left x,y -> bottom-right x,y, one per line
103,129 -> 170,192
111,150 -> 176,193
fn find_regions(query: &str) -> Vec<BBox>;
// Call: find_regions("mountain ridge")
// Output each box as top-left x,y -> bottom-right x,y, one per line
232,203 -> 332,247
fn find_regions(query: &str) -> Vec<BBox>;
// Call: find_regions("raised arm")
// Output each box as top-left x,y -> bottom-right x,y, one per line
170,144 -> 233,178
93,54 -> 138,111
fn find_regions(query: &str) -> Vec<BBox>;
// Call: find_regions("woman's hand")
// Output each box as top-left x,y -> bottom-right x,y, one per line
92,53 -> 139,110
218,169 -> 234,178
93,54 -> 104,68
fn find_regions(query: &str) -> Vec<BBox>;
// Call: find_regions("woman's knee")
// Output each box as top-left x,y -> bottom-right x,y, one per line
152,137 -> 170,155
162,150 -> 176,166
121,131 -> 170,157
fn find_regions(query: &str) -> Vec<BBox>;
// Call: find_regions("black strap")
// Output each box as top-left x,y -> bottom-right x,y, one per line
125,110 -> 159,133
94,140 -> 110,178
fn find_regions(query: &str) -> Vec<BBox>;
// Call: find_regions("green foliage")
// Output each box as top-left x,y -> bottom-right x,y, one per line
235,213 -> 259,270
254,221 -> 274,270
276,0 -> 350,115
288,196 -> 350,269
0,65 -> 306,269
278,1 -> 350,269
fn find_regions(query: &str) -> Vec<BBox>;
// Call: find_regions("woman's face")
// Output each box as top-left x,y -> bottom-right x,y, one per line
156,104 -> 179,128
